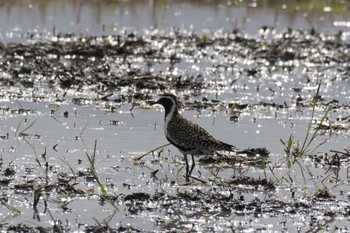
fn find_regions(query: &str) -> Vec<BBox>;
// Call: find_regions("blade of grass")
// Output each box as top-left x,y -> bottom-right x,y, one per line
80,122 -> 89,137
305,107 -> 331,151
85,140 -> 118,210
300,82 -> 321,153
1,200 -> 21,217
134,143 -> 171,161
14,117 -> 25,136
21,120 -> 36,134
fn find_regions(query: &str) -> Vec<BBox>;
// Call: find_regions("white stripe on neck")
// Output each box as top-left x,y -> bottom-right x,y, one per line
164,97 -> 177,137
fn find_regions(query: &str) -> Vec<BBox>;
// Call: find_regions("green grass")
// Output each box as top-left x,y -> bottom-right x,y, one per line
85,140 -> 118,211
0,194 -> 21,220
280,82 -> 331,159
14,117 -> 36,137
278,82 -> 332,189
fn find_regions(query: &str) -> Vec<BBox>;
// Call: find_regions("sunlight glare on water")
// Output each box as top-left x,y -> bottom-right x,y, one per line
0,0 -> 349,232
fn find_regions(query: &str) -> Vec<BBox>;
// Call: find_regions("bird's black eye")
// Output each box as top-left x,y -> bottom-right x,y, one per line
161,98 -> 173,106
158,97 -> 175,113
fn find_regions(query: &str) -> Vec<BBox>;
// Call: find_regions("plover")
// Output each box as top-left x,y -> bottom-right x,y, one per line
152,93 -> 236,180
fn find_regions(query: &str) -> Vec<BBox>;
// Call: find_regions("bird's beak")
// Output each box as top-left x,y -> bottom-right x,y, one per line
149,100 -> 158,106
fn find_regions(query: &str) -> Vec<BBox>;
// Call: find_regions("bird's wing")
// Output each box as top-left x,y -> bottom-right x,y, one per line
167,115 -> 235,152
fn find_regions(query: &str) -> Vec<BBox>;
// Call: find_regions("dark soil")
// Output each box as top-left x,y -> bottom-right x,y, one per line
1,29 -> 350,110
1,27 -> 350,232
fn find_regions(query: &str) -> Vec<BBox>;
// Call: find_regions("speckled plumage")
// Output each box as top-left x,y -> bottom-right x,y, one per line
152,93 -> 236,180
165,113 -> 234,155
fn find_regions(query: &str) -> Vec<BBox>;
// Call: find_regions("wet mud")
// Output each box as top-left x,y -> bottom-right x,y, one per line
0,27 -> 350,232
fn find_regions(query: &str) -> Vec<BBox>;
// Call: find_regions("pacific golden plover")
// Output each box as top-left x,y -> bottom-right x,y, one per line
152,93 -> 236,180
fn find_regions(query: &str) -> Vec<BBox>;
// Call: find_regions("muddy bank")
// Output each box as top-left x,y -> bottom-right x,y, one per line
1,28 -> 350,108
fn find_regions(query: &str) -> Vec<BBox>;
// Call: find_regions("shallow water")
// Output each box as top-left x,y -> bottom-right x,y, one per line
0,1 -> 350,232
1,0 -> 350,43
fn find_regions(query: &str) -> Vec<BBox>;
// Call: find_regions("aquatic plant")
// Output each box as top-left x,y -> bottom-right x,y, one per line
280,82 -> 331,160
0,192 -> 21,219
14,117 -> 36,137
85,140 -> 118,211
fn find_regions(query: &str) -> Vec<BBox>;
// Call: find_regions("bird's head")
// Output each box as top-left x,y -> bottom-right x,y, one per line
151,93 -> 179,118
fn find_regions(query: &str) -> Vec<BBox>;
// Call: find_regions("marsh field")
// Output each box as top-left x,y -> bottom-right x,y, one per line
0,0 -> 350,232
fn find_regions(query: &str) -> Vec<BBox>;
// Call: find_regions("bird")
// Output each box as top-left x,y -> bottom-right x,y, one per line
151,93 -> 237,181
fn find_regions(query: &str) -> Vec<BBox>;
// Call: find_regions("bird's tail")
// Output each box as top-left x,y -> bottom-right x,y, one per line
222,142 -> 238,152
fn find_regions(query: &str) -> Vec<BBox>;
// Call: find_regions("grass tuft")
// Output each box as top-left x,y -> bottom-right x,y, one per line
85,140 -> 118,211
280,82 -> 331,158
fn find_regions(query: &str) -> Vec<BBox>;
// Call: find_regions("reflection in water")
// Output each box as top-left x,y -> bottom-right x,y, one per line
1,0 -> 350,42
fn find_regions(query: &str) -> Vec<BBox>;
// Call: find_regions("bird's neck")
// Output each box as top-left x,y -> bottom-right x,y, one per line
164,105 -> 178,125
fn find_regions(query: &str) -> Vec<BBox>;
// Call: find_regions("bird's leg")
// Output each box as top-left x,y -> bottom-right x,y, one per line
184,154 -> 190,181
189,154 -> 195,176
